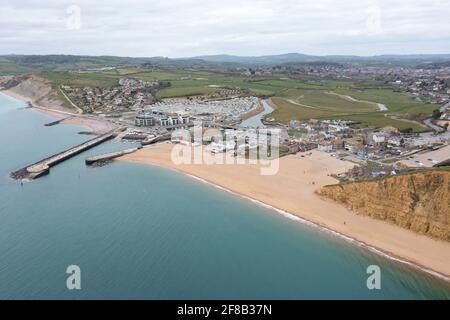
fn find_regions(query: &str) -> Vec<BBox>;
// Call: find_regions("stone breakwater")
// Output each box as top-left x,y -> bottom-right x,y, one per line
11,130 -> 117,180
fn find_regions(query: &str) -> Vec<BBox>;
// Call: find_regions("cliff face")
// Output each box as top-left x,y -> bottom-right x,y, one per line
2,75 -> 68,111
6,75 -> 52,101
316,170 -> 450,241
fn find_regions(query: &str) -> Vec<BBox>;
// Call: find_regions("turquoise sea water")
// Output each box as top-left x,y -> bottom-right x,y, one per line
0,93 -> 449,300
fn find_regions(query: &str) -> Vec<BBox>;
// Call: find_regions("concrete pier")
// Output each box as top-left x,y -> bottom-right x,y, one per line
85,146 -> 142,165
142,133 -> 171,145
44,117 -> 72,127
11,130 -> 117,180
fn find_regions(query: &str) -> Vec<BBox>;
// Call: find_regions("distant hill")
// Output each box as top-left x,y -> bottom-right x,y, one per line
415,60 -> 450,69
0,54 -> 233,73
1,53 -> 450,74
0,54 -> 169,71
188,53 -> 450,66
188,53 -> 316,65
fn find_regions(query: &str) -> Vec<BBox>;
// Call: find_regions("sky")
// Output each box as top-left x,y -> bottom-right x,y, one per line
1,0 -> 449,58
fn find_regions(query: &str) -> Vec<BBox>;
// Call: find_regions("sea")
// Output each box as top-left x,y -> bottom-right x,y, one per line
0,92 -> 449,299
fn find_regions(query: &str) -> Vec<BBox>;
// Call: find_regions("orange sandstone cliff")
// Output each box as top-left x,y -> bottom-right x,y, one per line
316,170 -> 450,241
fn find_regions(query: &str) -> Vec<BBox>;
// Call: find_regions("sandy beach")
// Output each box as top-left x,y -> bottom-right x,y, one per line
120,143 -> 450,279
59,116 -> 116,133
1,88 -> 116,133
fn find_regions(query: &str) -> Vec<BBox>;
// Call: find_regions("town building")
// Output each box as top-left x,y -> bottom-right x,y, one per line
344,136 -> 365,153
373,133 -> 388,145
135,110 -> 190,128
318,141 -> 333,152
331,138 -> 345,150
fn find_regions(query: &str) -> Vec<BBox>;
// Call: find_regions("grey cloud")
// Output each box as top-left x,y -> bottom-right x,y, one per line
0,0 -> 449,57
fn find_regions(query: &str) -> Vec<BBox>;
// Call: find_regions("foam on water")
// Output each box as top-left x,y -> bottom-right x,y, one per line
182,171 -> 450,283
1,92 -> 449,299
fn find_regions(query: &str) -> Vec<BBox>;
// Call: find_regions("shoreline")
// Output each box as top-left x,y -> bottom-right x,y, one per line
175,167 -> 450,283
119,143 -> 450,282
2,88 -> 449,283
0,89 -> 116,134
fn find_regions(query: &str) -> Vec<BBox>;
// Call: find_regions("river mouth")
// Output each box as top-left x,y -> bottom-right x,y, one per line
240,100 -> 274,128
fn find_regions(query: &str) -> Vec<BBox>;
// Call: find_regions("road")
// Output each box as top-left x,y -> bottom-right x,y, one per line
59,87 -> 84,114
439,101 -> 450,113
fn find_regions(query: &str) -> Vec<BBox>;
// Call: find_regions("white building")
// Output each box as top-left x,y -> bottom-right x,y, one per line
388,137 -> 404,147
210,141 -> 236,154
135,110 -> 190,127
373,133 -> 387,145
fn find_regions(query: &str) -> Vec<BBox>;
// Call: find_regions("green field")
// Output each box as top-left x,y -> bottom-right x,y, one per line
37,71 -> 121,88
334,88 -> 436,115
47,68 -> 438,132
327,113 -> 427,132
268,81 -> 436,132
279,90 -> 377,112
134,72 -> 290,97
156,86 -> 221,98
0,58 -> 34,74
269,86 -> 380,123
1,60 -> 437,132
33,68 -> 326,98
